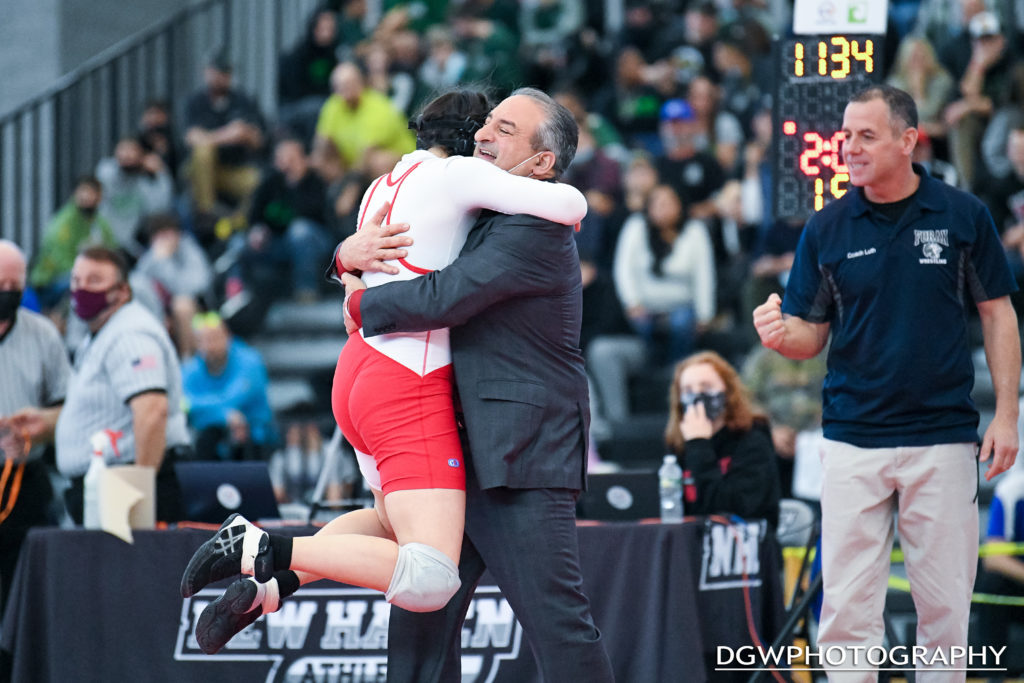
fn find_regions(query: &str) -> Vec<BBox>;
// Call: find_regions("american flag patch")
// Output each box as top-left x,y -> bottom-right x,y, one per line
131,355 -> 158,371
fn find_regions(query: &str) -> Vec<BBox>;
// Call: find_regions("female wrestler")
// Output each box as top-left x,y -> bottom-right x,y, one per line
181,88 -> 588,654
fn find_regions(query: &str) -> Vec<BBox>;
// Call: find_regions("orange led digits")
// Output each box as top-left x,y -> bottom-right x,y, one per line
830,37 -> 851,79
852,40 -> 874,73
773,36 -> 880,220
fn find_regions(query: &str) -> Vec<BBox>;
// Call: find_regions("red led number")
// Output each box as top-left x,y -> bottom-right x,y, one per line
792,127 -> 849,210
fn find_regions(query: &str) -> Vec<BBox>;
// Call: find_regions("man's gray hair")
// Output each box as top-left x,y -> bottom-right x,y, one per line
510,87 -> 578,180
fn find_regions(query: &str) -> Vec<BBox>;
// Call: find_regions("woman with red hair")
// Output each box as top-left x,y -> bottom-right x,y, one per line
665,350 -> 781,526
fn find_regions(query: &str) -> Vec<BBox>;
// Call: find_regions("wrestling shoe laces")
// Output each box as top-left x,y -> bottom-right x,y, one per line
195,577 -> 281,655
180,513 -> 272,597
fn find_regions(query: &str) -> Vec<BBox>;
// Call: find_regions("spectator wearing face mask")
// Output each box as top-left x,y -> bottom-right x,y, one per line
29,176 -> 119,316
664,350 -> 781,528
95,135 -> 175,255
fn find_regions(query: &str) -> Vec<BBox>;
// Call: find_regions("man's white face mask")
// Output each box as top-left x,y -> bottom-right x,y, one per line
508,151 -> 544,176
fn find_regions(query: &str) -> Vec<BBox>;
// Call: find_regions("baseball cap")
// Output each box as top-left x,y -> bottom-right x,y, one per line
969,11 -> 1001,39
660,99 -> 694,123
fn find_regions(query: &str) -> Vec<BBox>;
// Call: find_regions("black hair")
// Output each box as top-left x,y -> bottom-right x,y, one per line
409,88 -> 492,158
143,212 -> 182,239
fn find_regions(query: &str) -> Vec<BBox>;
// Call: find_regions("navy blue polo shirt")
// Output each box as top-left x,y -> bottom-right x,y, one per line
782,164 -> 1017,447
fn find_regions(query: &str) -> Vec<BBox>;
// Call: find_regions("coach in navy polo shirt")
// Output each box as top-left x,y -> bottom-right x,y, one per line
755,85 -> 1020,682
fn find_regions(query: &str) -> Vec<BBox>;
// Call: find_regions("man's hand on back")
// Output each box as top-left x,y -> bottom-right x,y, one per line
337,202 -> 413,275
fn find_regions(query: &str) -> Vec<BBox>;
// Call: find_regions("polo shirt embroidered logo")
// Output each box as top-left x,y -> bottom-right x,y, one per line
846,247 -> 876,259
914,229 -> 949,265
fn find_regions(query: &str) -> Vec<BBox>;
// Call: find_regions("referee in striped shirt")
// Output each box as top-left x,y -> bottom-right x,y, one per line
54,245 -> 190,523
0,240 -> 71,618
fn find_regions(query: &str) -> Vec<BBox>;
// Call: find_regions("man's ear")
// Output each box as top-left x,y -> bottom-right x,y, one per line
903,126 -> 919,157
532,150 -> 557,178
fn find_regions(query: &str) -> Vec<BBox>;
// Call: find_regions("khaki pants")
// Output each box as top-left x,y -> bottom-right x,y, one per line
187,142 -> 261,213
818,440 -> 978,683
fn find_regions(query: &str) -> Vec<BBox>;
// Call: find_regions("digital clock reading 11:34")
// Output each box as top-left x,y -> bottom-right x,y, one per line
772,35 -> 882,221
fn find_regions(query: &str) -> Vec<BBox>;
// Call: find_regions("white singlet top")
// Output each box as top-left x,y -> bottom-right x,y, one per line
356,149 -> 587,375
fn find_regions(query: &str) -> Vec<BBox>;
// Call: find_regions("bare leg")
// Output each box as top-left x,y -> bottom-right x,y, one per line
290,487 -> 465,591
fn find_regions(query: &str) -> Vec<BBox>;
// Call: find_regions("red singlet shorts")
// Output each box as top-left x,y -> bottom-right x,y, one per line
331,332 -> 465,495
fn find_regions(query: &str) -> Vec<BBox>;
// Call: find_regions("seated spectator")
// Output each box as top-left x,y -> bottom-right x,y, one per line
613,183 -> 715,364
29,176 -> 118,317
138,99 -> 181,180
327,145 -> 401,241
655,98 -> 727,221
686,74 -> 745,176
886,35 -> 954,156
133,213 -> 213,357
450,2 -> 523,99
183,50 -> 267,233
362,40 -> 416,117
587,184 -> 715,425
742,345 -> 828,499
312,60 -> 415,181
232,137 -> 331,303
665,350 -> 781,527
979,73 -> 1024,186
95,135 -> 175,256
182,312 -> 277,462
278,6 -> 339,145
591,46 -> 663,154
418,25 -> 468,96
269,422 -> 357,505
518,0 -> 584,92
942,10 -> 1023,190
979,121 -> 1024,317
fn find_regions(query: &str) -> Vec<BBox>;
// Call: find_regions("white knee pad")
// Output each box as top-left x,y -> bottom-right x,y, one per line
385,543 -> 461,612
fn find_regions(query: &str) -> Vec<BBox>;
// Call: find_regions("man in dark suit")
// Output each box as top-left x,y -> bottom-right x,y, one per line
340,87 -> 615,682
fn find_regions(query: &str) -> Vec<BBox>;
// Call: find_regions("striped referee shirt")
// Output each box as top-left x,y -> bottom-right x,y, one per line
55,301 -> 189,477
0,308 -> 70,460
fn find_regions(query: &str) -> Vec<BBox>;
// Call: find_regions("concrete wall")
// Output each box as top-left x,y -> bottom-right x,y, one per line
0,0 -> 189,117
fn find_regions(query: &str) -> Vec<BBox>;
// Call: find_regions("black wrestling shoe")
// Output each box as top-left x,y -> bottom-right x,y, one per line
195,578 -> 264,654
180,513 -> 272,597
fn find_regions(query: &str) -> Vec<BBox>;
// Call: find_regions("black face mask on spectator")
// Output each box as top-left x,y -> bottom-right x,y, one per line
681,391 -> 727,421
0,289 -> 21,322
77,204 -> 99,219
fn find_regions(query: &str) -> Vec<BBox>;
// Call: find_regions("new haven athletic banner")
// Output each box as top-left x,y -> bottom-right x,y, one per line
2,520 -> 785,682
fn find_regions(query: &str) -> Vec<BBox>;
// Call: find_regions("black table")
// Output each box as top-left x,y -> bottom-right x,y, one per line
1,517 -> 785,683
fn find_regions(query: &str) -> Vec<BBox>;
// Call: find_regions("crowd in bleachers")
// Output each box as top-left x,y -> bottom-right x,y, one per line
9,0 -> 1024,533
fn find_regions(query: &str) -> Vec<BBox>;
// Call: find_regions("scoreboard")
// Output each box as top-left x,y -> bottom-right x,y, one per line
772,35 -> 883,221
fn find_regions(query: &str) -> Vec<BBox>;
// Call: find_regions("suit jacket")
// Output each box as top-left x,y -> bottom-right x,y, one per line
359,210 -> 590,490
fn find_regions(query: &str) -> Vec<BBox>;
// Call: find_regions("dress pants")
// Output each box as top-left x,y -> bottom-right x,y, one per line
387,472 -> 614,683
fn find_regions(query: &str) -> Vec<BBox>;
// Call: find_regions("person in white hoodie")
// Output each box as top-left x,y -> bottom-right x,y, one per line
589,182 -> 716,423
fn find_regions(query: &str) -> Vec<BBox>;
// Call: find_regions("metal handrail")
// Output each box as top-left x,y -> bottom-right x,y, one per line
0,0 -> 318,260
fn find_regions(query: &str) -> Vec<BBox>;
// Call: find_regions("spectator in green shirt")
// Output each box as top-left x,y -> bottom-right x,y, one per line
29,175 -> 118,312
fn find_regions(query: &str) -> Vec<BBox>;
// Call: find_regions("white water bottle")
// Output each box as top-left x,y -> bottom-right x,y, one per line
83,450 -> 107,529
659,454 -> 684,524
